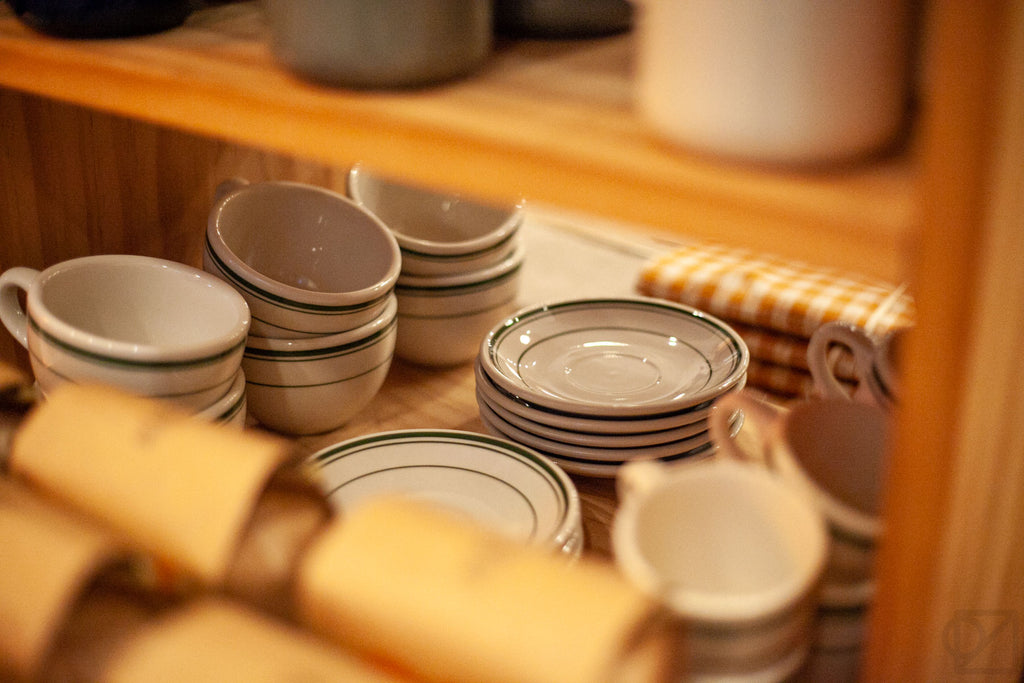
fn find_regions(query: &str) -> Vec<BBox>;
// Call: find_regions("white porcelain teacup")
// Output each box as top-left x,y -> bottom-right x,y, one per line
0,255 -> 250,409
347,163 -> 523,277
205,178 -> 401,338
807,321 -> 906,408
709,391 -> 892,608
241,294 -> 398,435
612,458 -> 828,682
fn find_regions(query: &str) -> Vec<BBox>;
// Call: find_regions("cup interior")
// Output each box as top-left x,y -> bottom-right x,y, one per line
618,461 -> 826,623
784,400 -> 890,517
246,294 -> 398,355
212,183 -> 399,298
35,257 -> 248,357
349,166 -> 520,254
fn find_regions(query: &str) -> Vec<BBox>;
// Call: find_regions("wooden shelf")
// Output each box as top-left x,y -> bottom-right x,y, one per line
2,2 -> 1023,679
0,1 -> 915,282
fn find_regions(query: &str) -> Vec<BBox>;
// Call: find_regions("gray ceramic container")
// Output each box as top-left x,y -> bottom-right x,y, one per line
264,0 -> 493,89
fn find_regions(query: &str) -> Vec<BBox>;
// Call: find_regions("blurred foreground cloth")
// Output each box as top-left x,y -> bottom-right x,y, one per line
636,242 -> 914,399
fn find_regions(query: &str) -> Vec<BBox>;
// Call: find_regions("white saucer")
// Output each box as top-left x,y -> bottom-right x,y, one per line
476,386 -> 713,448
474,359 -> 742,433
478,409 -> 717,478
477,397 -> 713,462
479,298 -> 749,417
308,429 -> 581,551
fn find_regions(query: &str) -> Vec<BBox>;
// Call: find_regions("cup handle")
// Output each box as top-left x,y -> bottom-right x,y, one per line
708,390 -> 781,466
0,267 -> 40,349
807,322 -> 878,401
213,177 -> 250,203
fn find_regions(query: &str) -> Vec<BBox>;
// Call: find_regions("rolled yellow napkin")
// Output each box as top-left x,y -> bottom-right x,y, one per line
100,598 -> 401,683
0,360 -> 33,408
7,384 -> 313,591
297,497 -> 680,683
0,478 -> 133,680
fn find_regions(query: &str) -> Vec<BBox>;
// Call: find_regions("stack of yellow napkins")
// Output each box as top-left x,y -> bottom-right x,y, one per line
636,242 -> 915,399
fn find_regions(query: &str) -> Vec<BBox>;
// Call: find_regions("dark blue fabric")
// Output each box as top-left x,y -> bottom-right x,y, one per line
8,0 -> 197,38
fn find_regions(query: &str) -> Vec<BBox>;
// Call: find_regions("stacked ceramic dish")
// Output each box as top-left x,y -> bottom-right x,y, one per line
307,429 -> 584,558
475,298 -> 750,477
204,178 -> 401,435
347,163 -> 525,367
0,254 -> 251,429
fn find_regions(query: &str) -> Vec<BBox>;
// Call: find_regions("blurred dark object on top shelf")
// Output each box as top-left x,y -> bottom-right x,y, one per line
7,0 -> 198,38
264,0 -> 493,89
494,0 -> 633,38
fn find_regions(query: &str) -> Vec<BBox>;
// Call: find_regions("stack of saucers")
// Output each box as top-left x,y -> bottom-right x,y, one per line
475,298 -> 750,477
347,163 -> 525,367
307,429 -> 584,559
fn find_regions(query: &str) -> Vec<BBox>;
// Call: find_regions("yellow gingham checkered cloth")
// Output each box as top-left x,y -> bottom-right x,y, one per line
636,242 -> 914,398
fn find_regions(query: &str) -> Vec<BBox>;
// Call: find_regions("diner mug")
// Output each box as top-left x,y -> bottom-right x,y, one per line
709,391 -> 892,607
0,255 -> 250,409
612,458 -> 828,681
808,321 -> 904,408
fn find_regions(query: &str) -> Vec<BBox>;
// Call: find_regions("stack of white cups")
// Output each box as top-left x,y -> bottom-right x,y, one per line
204,179 -> 402,435
0,255 -> 251,427
707,392 -> 891,682
613,457 -> 829,682
346,163 -> 525,367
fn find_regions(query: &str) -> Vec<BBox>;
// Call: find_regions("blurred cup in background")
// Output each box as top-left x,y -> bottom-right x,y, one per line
634,0 -> 916,166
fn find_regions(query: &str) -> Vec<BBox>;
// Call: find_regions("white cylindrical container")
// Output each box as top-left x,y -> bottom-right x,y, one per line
635,0 -> 915,166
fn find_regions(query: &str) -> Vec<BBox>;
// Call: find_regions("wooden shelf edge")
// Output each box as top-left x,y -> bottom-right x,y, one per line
0,2 -> 917,282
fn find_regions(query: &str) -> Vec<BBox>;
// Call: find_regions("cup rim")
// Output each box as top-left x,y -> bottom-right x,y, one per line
26,255 -> 250,363
395,241 -> 525,290
245,294 -> 398,354
347,163 -> 524,256
478,297 -> 750,418
207,180 -> 402,307
613,458 -> 829,625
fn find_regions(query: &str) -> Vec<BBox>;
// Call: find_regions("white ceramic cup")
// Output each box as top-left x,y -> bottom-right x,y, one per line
394,242 -> 524,366
808,321 -> 904,408
0,255 -> 250,408
634,0 -> 914,165
709,391 -> 892,608
205,178 -> 401,339
193,367 -> 248,427
613,458 -> 828,681
347,163 -> 524,277
241,294 -> 398,435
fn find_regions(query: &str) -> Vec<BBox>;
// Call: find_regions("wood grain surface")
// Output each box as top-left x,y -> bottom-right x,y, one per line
3,1 -> 1024,679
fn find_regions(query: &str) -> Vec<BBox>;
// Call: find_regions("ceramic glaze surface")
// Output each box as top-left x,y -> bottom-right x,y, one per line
309,429 -> 581,550
212,182 -> 399,297
482,298 -> 748,416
